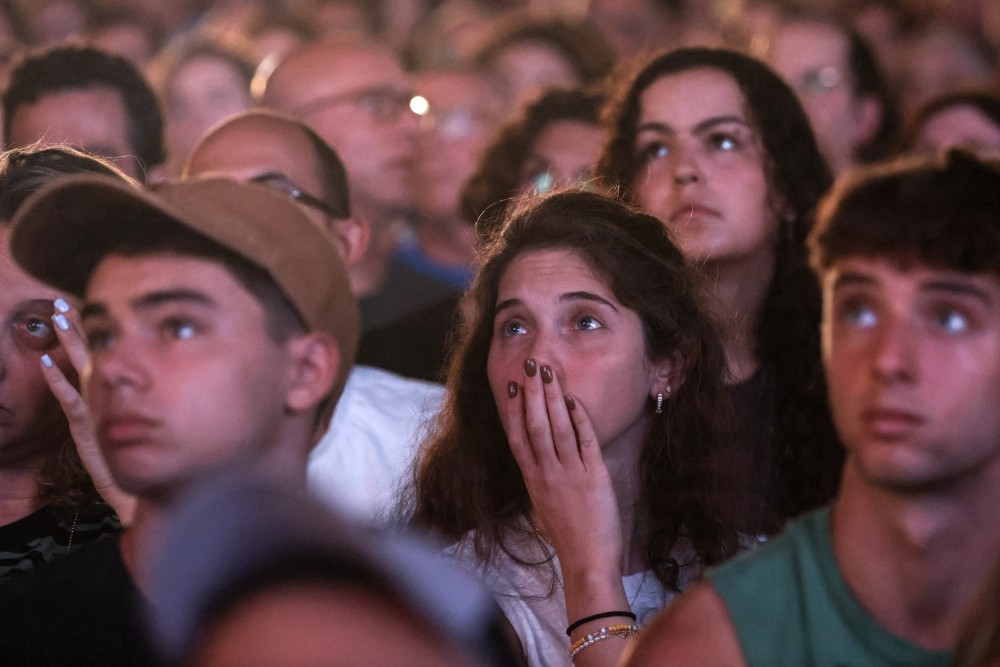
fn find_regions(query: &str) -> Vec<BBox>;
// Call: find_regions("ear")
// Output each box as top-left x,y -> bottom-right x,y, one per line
283,332 -> 342,413
329,216 -> 371,268
853,94 -> 883,146
648,350 -> 688,402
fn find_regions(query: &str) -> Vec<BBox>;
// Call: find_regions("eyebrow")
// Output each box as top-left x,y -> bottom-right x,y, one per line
636,115 -> 750,136
831,272 -> 993,306
81,289 -> 217,321
494,291 -> 619,316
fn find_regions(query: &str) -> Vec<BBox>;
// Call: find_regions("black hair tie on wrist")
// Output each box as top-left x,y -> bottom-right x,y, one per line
566,610 -> 637,636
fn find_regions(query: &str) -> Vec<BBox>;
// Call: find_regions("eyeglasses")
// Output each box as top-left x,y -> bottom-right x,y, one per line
796,66 -> 845,95
291,86 -> 419,124
417,106 -> 488,141
250,171 -> 343,220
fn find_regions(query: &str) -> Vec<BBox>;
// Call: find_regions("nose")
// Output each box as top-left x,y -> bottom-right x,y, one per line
671,144 -> 701,186
871,313 -> 917,384
88,335 -> 150,394
525,329 -> 563,381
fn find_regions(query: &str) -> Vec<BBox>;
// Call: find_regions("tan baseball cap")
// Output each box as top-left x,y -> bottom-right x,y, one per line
9,174 -> 359,396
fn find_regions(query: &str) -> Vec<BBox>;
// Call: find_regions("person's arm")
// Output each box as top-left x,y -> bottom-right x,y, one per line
41,299 -> 136,524
503,360 -> 632,666
618,581 -> 746,667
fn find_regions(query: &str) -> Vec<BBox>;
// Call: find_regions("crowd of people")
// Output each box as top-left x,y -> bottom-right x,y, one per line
0,0 -> 998,665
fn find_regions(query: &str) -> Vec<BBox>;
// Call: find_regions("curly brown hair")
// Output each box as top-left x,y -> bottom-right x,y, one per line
596,47 -> 843,522
409,189 -> 749,591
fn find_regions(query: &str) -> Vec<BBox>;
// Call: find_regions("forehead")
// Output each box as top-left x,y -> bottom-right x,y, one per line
414,70 -> 496,109
84,252 -> 263,314
768,20 -> 849,69
499,248 -> 610,294
532,119 -> 604,157
639,68 -> 748,124
274,45 -> 406,107
187,122 -> 322,192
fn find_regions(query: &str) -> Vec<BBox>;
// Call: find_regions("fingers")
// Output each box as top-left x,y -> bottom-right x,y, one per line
515,358 -> 585,468
565,393 -> 603,472
503,380 -> 537,471
51,297 -> 89,375
39,354 -> 91,428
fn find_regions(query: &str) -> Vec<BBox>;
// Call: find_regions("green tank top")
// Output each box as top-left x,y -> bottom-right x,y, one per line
707,506 -> 953,667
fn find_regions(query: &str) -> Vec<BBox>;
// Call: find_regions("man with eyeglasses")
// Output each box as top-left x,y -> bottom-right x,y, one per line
762,12 -> 899,175
184,109 -> 445,522
260,41 -> 458,331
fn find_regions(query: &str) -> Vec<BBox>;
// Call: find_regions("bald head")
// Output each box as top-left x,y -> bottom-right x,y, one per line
259,42 -> 418,212
185,109 -> 369,292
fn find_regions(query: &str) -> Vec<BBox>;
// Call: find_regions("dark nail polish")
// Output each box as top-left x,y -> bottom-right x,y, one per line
523,358 -> 537,377
507,381 -> 518,398
540,365 -> 553,384
565,395 -> 575,411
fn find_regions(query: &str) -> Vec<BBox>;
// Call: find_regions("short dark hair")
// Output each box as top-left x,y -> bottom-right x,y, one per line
0,145 -> 134,223
302,124 -> 351,219
810,149 -> 1000,276
905,89 -> 1000,152
846,28 -> 900,164
3,44 -> 166,176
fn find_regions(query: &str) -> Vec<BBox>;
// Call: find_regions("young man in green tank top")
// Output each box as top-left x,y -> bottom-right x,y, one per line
623,149 -> 1000,666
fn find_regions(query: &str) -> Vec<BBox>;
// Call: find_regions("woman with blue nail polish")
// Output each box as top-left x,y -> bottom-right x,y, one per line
0,146 -> 130,583
409,190 -> 750,666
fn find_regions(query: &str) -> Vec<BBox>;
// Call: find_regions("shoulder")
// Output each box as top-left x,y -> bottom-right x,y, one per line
622,580 -> 746,667
344,365 -> 446,410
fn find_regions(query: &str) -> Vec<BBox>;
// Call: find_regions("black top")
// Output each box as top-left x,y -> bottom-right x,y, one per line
358,258 -> 459,333
0,535 -> 161,666
0,501 -> 121,583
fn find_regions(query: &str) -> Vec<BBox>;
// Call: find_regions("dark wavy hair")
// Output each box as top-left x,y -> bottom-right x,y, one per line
2,44 -> 165,179
597,47 -> 843,521
904,89 -> 1000,153
460,85 -> 605,237
410,189 -> 747,591
0,145 -> 135,509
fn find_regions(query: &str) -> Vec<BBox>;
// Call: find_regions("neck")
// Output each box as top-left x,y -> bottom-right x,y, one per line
0,467 -> 43,526
351,197 -> 408,298
413,213 -> 478,267
696,251 -> 775,383
604,442 -> 647,576
832,461 -> 1000,650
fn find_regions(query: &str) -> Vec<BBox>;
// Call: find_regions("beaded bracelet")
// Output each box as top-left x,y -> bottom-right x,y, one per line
568,623 -> 639,659
566,610 -> 637,636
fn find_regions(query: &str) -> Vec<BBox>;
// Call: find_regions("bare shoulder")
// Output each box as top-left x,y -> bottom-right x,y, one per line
619,581 -> 746,667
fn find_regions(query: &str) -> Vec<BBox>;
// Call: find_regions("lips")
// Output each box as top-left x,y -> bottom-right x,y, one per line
98,414 -> 159,445
667,202 -> 721,225
860,407 -> 926,439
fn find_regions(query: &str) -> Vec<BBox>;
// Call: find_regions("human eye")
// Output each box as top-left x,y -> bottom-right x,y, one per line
836,296 -> 878,329
13,316 -> 57,352
160,317 -> 200,342
929,305 -> 971,335
707,132 -> 740,152
84,326 -> 115,353
499,319 -> 527,337
637,140 -> 669,162
575,314 -> 603,331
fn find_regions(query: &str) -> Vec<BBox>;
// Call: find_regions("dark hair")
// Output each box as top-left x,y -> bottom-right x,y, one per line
411,189 -> 746,591
460,86 -> 605,235
905,89 -> 1000,152
810,149 -> 1000,275
3,44 -> 166,177
597,47 -> 843,519
846,28 -> 900,163
0,145 -> 133,509
473,13 -> 616,88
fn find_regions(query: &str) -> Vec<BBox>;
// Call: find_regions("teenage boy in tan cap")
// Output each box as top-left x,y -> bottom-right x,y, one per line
0,175 -> 357,664
624,150 -> 1000,666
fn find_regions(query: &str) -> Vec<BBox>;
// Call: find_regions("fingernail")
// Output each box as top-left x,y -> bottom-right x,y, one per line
53,298 -> 70,314
53,313 -> 70,331
523,358 -> 537,377
507,381 -> 518,398
540,365 -> 553,384
40,354 -> 53,368
565,395 -> 575,411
